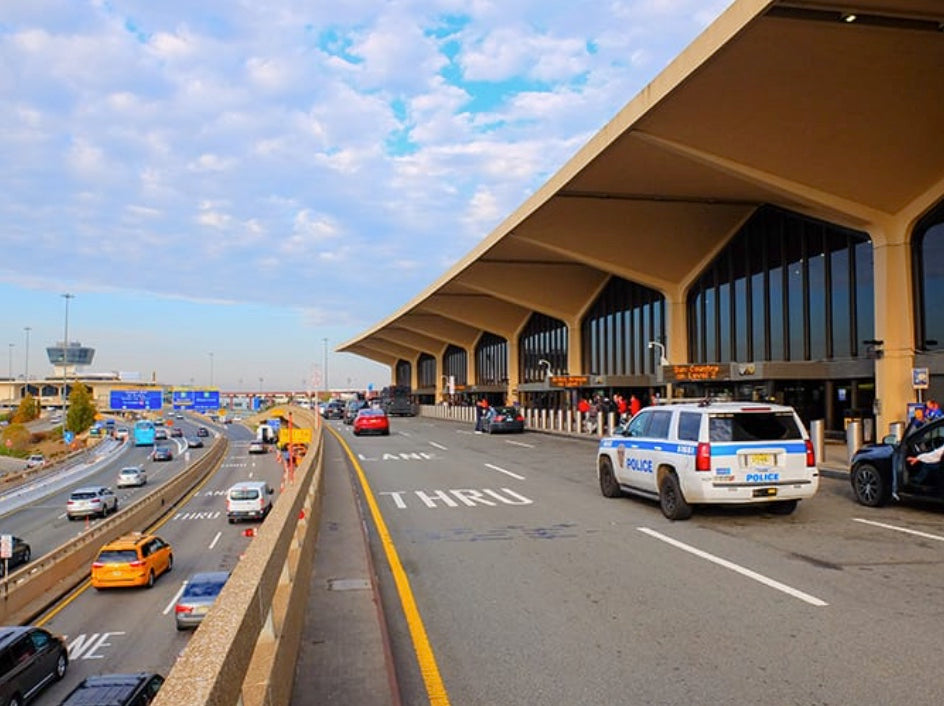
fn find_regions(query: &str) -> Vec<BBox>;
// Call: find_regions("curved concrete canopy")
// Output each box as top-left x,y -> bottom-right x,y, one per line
340,0 -> 944,370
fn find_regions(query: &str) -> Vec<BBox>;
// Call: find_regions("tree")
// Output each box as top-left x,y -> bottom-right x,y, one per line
66,383 -> 97,433
0,423 -> 31,453
11,393 -> 40,424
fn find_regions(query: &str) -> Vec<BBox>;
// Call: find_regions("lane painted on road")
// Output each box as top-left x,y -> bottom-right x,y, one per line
484,463 -> 525,481
853,517 -> 944,542
637,527 -> 828,607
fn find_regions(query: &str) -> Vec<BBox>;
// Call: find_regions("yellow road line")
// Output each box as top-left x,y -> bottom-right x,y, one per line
327,425 -> 451,706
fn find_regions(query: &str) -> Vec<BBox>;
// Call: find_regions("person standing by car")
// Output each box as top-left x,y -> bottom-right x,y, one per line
475,397 -> 490,434
906,437 -> 944,485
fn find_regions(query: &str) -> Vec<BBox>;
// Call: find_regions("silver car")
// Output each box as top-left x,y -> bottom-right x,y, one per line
66,486 -> 118,520
174,571 -> 230,630
116,466 -> 147,488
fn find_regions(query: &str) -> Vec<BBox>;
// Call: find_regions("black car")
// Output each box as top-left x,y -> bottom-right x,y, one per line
851,418 -> 944,506
59,672 -> 163,705
483,406 -> 525,434
151,446 -> 173,462
186,436 -> 204,448
322,401 -> 345,420
196,426 -> 209,437
0,536 -> 31,577
0,626 -> 68,705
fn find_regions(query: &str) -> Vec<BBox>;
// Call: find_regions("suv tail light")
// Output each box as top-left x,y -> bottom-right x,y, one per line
91,561 -> 104,569
175,604 -> 192,614
129,560 -> 145,568
695,442 -> 711,471
805,439 -> 815,467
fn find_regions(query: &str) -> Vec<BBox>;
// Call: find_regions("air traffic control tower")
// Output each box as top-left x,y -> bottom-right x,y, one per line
46,341 -> 95,378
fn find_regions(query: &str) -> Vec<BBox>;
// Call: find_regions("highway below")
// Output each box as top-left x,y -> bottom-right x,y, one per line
326,416 -> 944,706
7,419 -> 285,705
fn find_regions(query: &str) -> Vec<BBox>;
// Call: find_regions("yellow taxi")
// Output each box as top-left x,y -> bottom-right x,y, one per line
90,533 -> 173,589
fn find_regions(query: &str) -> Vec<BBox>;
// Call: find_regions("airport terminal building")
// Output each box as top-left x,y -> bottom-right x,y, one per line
340,0 -> 944,438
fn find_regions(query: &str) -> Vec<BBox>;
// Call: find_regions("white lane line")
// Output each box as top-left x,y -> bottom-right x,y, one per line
505,440 -> 534,448
429,441 -> 448,451
853,517 -> 944,541
456,430 -> 473,435
637,527 -> 828,607
208,531 -> 222,550
400,431 -> 412,437
163,582 -> 188,615
484,463 -> 525,481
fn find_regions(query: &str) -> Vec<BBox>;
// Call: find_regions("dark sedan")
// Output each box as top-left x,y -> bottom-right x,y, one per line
484,406 -> 526,434
343,400 -> 368,425
851,418 -> 944,506
151,446 -> 173,462
322,401 -> 345,420
0,536 -> 31,576
186,437 -> 204,448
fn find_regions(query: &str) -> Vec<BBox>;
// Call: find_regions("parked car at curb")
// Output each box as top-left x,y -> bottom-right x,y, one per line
851,417 -> 944,507
483,406 -> 525,434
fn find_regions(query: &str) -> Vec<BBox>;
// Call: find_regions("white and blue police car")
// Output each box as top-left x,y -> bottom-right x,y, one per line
597,401 -> 819,520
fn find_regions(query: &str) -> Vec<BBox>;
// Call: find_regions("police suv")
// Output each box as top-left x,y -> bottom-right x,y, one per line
597,401 -> 818,520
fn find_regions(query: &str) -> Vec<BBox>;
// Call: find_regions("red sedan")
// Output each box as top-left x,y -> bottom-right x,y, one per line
353,408 -> 390,436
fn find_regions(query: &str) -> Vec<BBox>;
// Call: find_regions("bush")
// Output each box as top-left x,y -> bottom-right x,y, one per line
1,423 -> 31,453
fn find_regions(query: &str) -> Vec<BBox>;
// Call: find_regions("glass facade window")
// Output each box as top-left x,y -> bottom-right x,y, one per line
912,199 -> 944,351
519,313 -> 568,383
417,353 -> 437,388
475,333 -> 508,385
395,360 -> 411,388
688,205 -> 872,364
443,345 -> 468,385
582,276 -> 665,376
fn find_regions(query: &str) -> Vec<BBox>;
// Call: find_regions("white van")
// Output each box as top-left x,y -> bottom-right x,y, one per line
226,481 -> 273,523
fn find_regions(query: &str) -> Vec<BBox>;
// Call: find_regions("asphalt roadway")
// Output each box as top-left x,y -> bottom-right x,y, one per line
298,417 -> 944,706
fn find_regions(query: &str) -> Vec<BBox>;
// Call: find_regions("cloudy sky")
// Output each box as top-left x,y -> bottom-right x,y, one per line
0,0 -> 728,392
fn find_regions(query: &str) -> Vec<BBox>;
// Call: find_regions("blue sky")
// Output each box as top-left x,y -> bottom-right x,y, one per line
0,0 -> 728,392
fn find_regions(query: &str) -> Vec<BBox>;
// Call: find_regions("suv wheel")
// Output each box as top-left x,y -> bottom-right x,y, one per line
598,457 -> 623,498
659,472 -> 693,521
768,499 -> 798,515
852,463 -> 890,507
146,570 -> 155,588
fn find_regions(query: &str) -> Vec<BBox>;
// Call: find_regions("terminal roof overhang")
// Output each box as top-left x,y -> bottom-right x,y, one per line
341,0 -> 944,367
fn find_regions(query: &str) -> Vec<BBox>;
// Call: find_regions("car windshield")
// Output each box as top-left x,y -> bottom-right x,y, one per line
230,489 -> 260,500
71,491 -> 99,500
708,412 -> 802,442
493,407 -> 517,415
120,468 -> 139,475
96,550 -> 138,563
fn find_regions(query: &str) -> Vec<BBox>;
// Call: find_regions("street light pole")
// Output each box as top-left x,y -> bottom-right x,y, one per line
24,326 -> 31,390
7,343 -> 13,384
322,338 -> 329,401
62,293 -> 74,430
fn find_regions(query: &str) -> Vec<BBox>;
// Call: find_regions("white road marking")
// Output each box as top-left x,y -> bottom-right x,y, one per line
457,430 -> 473,435
637,527 -> 828,607
399,431 -> 412,437
484,463 -> 525,480
429,442 -> 448,451
164,582 -> 188,615
853,517 -> 944,541
505,440 -> 534,448
208,531 -> 222,550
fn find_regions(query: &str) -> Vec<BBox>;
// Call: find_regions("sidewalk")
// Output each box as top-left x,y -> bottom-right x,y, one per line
292,432 -> 398,705
819,440 -> 852,478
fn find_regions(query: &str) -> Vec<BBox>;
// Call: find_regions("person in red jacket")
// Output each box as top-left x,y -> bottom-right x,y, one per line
630,394 -> 641,417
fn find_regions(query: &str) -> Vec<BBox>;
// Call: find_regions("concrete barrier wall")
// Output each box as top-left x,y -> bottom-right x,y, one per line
0,436 -> 228,625
153,408 -> 323,706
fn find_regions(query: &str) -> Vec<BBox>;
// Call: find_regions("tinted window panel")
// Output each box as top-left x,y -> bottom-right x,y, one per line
677,412 -> 701,442
647,411 -> 673,440
709,413 -> 802,441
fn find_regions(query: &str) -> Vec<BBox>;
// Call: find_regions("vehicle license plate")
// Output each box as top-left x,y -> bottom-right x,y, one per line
749,453 -> 773,467
752,487 -> 778,498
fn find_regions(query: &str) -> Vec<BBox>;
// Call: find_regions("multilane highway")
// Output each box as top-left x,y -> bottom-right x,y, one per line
321,416 -> 944,705
2,419 -> 285,704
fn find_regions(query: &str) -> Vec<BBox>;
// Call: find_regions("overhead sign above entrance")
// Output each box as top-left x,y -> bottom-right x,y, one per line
549,375 -> 589,388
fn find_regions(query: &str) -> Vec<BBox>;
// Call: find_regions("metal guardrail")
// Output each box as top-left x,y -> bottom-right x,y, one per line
154,409 -> 324,706
0,436 -> 228,625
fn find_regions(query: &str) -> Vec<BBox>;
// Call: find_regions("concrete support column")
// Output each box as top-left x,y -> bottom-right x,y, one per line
567,320 -> 582,377
507,339 -> 520,405
664,292 -> 688,368
872,230 -> 915,436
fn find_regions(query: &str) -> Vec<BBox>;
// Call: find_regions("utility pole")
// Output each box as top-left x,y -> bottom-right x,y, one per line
61,293 -> 74,430
24,326 -> 31,390
323,338 -> 329,401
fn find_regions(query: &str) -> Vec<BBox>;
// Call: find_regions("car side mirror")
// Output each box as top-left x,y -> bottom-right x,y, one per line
882,434 -> 899,445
